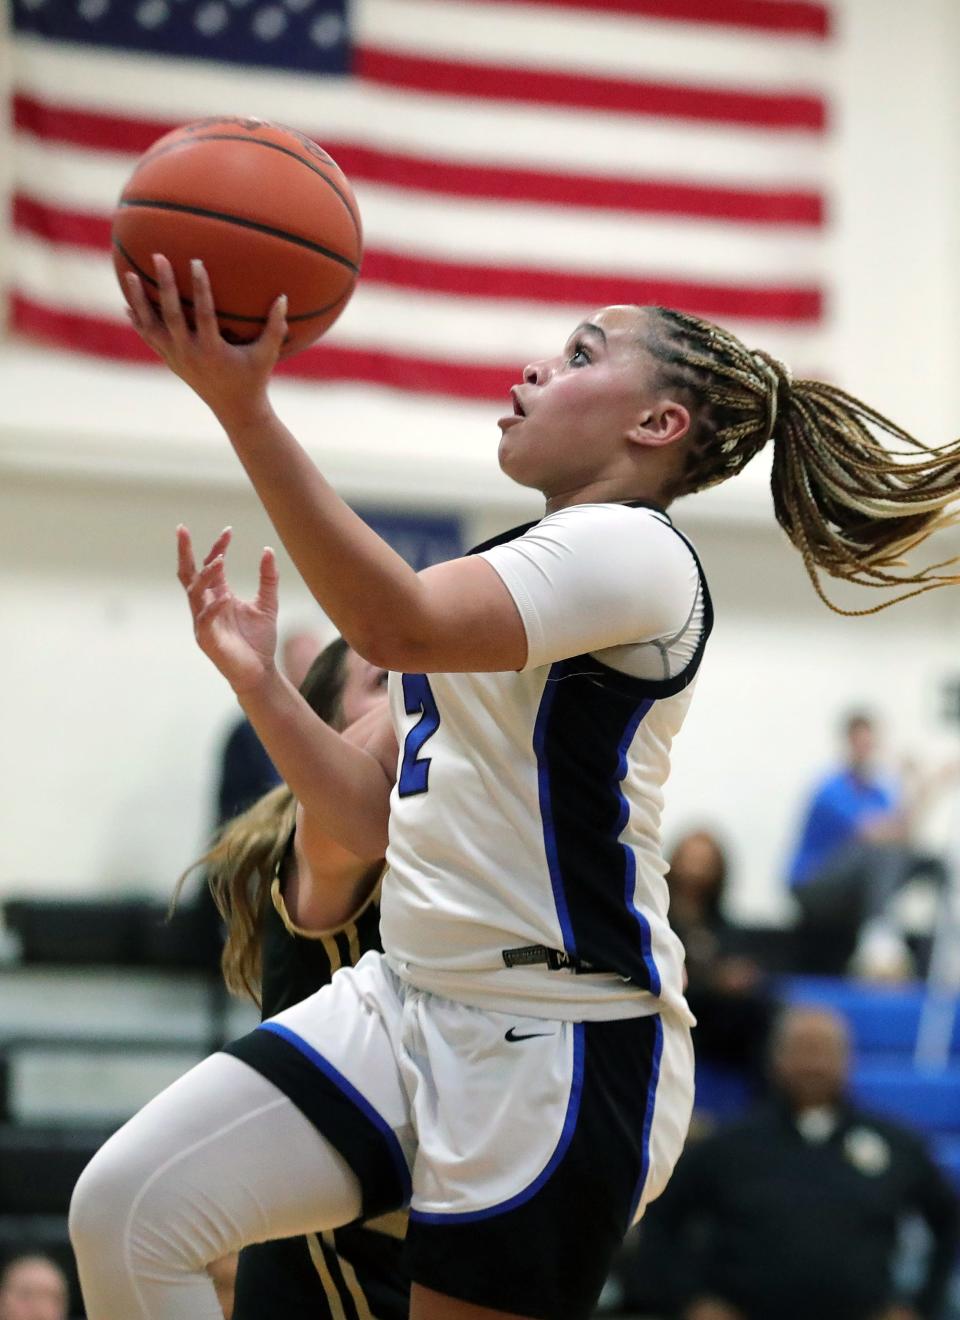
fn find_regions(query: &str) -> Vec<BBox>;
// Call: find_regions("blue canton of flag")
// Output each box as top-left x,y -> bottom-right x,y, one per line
12,0 -> 351,74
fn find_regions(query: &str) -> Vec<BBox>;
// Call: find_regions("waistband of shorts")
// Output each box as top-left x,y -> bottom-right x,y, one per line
383,954 -> 695,1025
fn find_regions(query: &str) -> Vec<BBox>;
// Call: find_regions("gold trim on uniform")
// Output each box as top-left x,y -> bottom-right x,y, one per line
322,1231 -> 376,1320
269,874 -> 383,943
305,1232 -> 349,1320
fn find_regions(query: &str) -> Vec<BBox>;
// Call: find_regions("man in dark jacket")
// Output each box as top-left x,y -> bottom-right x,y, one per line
621,1005 -> 958,1320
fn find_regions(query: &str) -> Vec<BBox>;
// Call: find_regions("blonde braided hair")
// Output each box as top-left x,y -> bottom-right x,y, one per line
645,306 -> 960,615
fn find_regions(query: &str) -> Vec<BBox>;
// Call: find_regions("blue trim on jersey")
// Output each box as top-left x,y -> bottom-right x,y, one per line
409,1022 -> 586,1224
629,1014 -> 664,1222
532,664 -> 578,957
258,1022 -> 412,1202
615,699 -> 661,996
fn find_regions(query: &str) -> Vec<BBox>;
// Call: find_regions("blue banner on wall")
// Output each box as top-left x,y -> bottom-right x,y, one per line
357,510 -> 462,572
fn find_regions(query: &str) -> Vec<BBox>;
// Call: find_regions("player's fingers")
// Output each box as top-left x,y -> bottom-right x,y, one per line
202,527 -> 232,568
185,554 -> 225,610
196,555 -> 226,589
255,547 -> 279,614
124,272 -> 164,339
152,253 -> 190,341
256,294 -> 288,364
175,524 -> 198,588
190,259 -> 221,350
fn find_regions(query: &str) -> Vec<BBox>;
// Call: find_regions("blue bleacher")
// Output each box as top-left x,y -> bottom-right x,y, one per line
779,975 -> 960,1057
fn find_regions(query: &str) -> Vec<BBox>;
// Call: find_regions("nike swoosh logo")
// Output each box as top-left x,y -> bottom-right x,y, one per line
504,1026 -> 554,1042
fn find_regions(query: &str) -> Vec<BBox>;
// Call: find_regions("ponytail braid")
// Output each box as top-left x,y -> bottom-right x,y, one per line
645,306 -> 960,614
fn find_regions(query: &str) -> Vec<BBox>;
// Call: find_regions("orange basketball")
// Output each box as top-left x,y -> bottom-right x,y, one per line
112,117 -> 362,356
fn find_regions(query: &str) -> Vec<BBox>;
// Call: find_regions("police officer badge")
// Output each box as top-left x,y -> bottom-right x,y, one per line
844,1126 -> 891,1176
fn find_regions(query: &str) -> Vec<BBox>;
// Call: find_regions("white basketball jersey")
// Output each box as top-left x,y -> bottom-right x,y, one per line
379,503 -> 711,1024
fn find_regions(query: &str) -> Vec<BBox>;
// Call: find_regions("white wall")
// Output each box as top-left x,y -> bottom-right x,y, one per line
2,0 -> 960,923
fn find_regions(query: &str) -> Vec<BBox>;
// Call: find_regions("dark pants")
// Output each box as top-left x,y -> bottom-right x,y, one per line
794,841 -> 946,973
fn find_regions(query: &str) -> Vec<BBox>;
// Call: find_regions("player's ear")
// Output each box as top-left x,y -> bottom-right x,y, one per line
627,400 -> 691,449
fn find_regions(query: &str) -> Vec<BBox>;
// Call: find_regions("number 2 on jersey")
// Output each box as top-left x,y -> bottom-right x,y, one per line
398,673 -> 440,797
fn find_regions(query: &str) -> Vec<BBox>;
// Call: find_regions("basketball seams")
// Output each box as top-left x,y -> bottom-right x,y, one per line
131,132 -> 362,243
114,238 -> 354,327
117,199 -> 360,274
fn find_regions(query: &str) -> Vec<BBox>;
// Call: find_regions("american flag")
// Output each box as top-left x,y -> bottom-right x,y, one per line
9,0 -> 831,402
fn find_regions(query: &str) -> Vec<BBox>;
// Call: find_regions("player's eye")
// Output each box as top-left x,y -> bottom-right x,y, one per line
568,340 -> 591,367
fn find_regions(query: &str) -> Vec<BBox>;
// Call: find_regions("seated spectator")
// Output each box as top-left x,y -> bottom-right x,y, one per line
787,712 -> 948,979
0,1255 -> 68,1320
666,830 -> 773,1087
617,1005 -> 959,1320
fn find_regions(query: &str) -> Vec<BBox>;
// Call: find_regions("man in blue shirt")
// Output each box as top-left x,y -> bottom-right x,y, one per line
788,713 -> 946,977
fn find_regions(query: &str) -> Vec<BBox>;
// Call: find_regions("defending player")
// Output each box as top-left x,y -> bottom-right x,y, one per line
183,635 -> 407,1320
71,262 -> 960,1320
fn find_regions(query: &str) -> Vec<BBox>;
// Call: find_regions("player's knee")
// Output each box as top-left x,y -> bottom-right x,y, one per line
69,1145 -> 130,1263
70,1140 -> 204,1278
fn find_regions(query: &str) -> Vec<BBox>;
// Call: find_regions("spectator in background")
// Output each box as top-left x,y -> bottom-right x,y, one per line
617,1006 -> 959,1320
0,1256 -> 68,1320
666,830 -> 772,1089
215,627 -> 323,827
787,712 -> 948,979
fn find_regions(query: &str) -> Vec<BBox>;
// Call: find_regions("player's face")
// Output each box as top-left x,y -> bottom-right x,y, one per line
497,305 -> 662,496
339,650 -> 389,727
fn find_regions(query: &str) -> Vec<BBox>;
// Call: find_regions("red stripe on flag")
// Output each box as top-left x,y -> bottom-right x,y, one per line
15,194 -> 109,248
362,250 -> 823,322
462,0 -> 830,39
356,47 -> 826,131
14,194 -> 824,323
14,95 -> 824,226
11,294 -> 519,400
328,144 -> 824,226
14,94 -> 174,154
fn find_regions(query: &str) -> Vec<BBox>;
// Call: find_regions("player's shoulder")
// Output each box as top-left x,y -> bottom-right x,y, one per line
471,500 -> 687,557
536,501 -> 695,559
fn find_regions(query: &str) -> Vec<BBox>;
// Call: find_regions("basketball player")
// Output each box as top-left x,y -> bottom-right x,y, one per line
70,260 -> 960,1320
184,636 -> 407,1320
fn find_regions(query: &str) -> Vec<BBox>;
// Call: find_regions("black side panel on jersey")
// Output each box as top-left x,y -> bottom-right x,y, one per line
534,658 -> 662,994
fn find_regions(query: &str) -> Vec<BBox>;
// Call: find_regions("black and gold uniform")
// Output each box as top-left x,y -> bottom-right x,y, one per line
232,846 -> 408,1320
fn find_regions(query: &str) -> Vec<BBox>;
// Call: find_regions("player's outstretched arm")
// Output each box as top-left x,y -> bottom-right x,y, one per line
289,706 -> 397,931
178,526 -> 392,859
128,258 -> 528,674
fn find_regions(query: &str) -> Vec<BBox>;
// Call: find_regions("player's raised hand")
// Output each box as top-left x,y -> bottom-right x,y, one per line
176,524 -> 281,696
125,255 -> 288,427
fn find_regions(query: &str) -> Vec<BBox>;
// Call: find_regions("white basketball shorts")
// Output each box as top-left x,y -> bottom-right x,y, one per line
225,949 -> 693,1319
